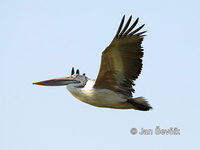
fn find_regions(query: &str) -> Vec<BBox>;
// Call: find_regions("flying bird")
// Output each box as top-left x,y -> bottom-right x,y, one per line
33,16 -> 152,111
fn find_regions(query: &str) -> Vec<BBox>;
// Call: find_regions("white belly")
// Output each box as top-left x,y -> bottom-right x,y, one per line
67,80 -> 133,109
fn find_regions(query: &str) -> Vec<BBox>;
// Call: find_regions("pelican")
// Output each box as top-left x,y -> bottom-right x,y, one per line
33,15 -> 152,111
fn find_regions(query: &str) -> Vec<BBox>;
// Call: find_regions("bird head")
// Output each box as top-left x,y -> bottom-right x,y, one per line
32,67 -> 87,87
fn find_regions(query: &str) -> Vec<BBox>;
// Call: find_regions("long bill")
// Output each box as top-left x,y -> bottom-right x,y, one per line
32,76 -> 78,86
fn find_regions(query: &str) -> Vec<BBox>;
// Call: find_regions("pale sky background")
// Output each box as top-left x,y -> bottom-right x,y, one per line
1,0 -> 200,149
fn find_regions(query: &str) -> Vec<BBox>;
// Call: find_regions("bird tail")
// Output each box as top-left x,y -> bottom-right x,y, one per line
128,97 -> 153,111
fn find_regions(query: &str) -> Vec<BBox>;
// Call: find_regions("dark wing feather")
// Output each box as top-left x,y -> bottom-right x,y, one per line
93,16 -> 146,97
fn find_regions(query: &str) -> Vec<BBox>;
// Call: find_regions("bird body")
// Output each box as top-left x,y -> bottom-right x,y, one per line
33,15 -> 153,111
67,79 -> 133,109
67,79 -> 150,110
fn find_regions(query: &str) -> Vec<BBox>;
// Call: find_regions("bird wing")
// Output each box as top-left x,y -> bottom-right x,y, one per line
93,16 -> 146,97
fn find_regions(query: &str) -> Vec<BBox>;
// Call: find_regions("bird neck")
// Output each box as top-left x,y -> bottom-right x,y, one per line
67,79 -> 94,89
68,82 -> 86,89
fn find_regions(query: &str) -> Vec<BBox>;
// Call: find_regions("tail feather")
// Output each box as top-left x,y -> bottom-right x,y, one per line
128,97 -> 152,111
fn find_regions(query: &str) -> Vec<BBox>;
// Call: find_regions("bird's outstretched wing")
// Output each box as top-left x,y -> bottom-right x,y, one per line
93,16 -> 146,97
